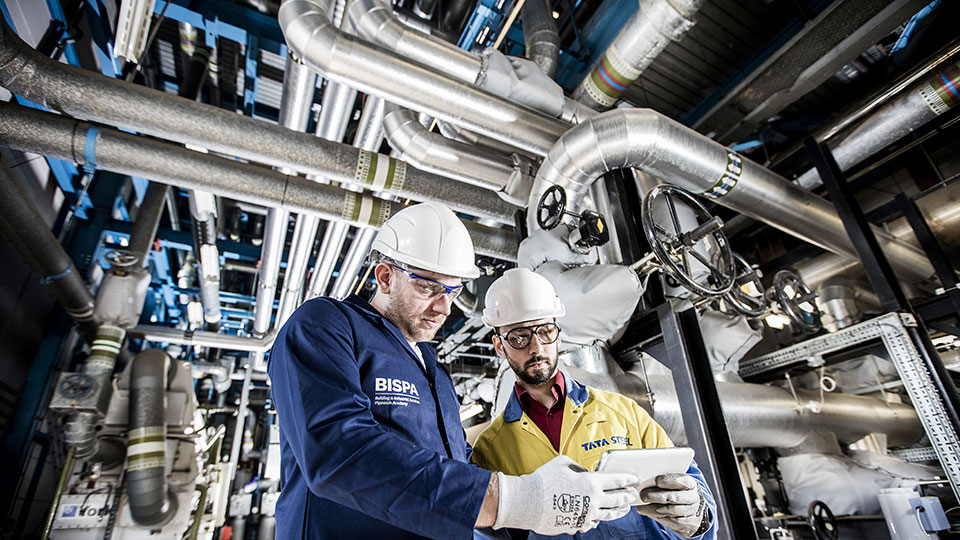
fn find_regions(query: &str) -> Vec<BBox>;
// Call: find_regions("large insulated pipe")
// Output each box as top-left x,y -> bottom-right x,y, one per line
0,158 -> 97,332
0,104 -> 519,262
526,108 -> 935,283
521,0 -> 560,78
797,180 -> 960,290
280,0 -> 570,155
563,366 -> 923,448
796,56 -> 960,190
0,21 -> 517,224
63,325 -> 126,457
127,348 -> 178,527
573,0 -> 704,110
383,104 -> 516,192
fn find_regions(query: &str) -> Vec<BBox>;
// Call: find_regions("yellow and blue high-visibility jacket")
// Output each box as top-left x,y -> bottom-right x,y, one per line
472,372 -> 717,540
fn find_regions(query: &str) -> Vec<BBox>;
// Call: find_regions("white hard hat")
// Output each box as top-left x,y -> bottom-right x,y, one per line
371,202 -> 480,279
482,268 -> 565,327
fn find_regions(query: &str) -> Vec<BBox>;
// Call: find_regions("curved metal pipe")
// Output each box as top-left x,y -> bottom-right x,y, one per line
127,348 -> 178,527
0,158 -> 97,331
573,0 -> 704,110
383,103 -> 516,192
521,0 -> 560,78
280,0 -> 570,155
0,21 -> 516,224
526,108 -> 935,283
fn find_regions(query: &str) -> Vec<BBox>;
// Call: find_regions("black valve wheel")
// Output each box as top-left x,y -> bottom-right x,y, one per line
773,270 -> 822,332
808,500 -> 838,540
723,253 -> 766,317
537,185 -> 567,230
640,184 -> 734,297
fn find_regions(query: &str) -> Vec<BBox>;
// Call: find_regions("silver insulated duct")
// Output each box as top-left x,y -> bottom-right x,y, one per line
126,349 -> 178,527
573,0 -> 704,110
525,108 -> 935,283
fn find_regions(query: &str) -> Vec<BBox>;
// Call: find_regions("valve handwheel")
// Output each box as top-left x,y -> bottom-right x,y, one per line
537,185 -> 567,230
640,184 -> 734,297
773,270 -> 822,332
808,500 -> 838,540
723,253 -> 766,317
105,249 -> 140,269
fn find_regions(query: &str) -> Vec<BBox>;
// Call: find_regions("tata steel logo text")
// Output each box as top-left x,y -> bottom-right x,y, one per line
580,435 -> 632,451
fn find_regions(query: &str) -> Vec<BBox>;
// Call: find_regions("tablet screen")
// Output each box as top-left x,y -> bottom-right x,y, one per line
595,447 -> 695,500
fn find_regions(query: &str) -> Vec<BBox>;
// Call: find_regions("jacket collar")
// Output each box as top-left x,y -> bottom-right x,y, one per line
343,294 -> 436,376
503,370 -> 588,422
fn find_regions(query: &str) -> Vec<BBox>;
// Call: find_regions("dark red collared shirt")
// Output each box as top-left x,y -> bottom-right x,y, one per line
514,371 -> 566,451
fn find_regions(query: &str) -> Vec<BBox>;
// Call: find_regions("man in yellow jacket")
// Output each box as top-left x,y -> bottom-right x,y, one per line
472,268 -> 716,539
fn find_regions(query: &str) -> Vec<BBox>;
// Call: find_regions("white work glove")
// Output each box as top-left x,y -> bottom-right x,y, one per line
494,455 -> 639,535
634,473 -> 711,538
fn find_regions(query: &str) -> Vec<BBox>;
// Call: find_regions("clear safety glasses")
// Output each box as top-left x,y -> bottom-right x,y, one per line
390,264 -> 464,300
498,323 -> 561,350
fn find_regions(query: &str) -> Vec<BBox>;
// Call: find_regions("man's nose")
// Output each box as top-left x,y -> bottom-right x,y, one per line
527,334 -> 545,354
431,293 -> 453,316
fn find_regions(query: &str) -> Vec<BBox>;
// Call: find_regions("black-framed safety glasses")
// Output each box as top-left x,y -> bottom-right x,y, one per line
497,323 -> 561,349
389,264 -> 464,299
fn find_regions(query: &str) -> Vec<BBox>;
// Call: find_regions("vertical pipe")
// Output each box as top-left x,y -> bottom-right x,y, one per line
521,0 -> 560,78
128,182 -> 169,267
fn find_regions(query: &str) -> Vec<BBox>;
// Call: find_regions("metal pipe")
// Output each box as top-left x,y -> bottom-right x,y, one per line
797,180 -> 960,290
127,348 -> 178,527
797,56 -> 960,189
382,103 -> 516,192
521,0 -> 560,78
274,216 -> 322,328
305,221 -> 349,300
189,190 -> 223,330
229,366 -> 254,471
253,53 -> 316,354
0,103 -> 518,261
63,325 -> 126,458
40,445 -> 74,540
0,22 -> 517,223
330,227 -> 377,299
573,0 -> 704,110
326,96 -> 387,299
280,0 -> 570,155
128,182 -> 169,267
566,366 -> 923,448
0,158 -> 96,331
130,326 -> 277,352
526,108 -> 935,283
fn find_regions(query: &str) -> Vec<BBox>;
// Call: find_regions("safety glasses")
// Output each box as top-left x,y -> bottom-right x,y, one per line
390,264 -> 463,299
497,323 -> 561,349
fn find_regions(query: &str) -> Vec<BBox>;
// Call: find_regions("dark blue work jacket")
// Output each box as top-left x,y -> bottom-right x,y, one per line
268,295 -> 491,539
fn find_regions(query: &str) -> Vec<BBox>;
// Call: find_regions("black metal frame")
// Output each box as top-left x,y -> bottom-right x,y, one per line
804,137 -> 960,445
607,170 -> 759,539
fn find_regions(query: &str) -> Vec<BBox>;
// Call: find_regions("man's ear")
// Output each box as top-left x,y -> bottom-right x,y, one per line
374,263 -> 393,294
491,334 -> 506,358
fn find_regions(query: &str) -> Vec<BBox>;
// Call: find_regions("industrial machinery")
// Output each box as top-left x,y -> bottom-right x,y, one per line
1,0 -> 960,538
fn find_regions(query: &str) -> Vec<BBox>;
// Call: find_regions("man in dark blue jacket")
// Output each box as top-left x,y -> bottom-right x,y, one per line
268,202 -> 643,539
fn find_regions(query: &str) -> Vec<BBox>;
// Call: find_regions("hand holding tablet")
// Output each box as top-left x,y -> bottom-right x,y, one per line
594,447 -> 695,500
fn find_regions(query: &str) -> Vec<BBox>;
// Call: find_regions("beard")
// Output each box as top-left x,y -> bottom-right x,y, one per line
381,297 -> 445,342
513,354 -> 558,386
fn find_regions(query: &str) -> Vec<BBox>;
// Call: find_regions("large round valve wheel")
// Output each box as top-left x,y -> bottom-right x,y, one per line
640,184 -> 735,297
537,185 -> 567,230
723,253 -> 766,317
808,500 -> 838,540
773,270 -> 822,332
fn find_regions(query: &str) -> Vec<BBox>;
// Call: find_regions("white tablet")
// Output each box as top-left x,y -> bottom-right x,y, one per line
595,447 -> 695,500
